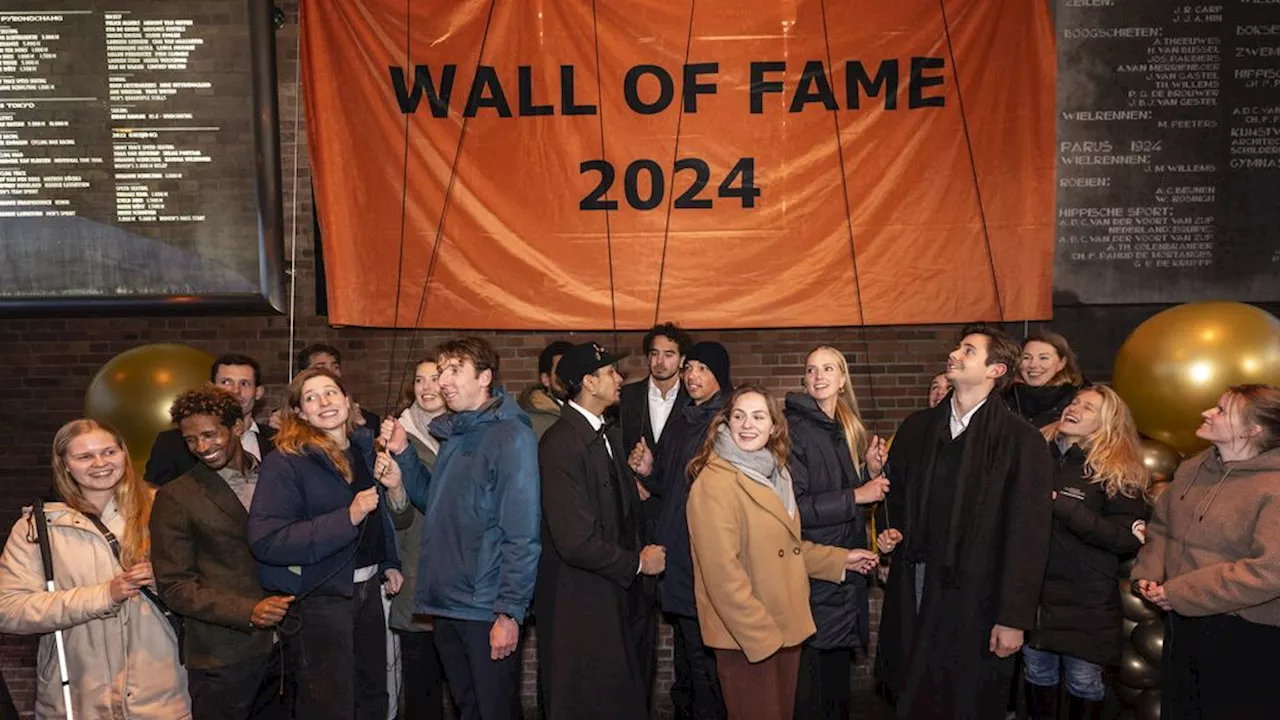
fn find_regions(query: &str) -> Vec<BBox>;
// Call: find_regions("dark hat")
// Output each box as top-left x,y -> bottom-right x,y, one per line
685,341 -> 732,395
555,342 -> 627,387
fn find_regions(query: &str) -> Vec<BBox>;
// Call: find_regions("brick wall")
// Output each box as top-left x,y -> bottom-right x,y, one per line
0,2 -> 1229,716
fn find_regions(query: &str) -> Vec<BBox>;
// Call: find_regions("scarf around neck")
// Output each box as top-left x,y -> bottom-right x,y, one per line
713,425 -> 797,518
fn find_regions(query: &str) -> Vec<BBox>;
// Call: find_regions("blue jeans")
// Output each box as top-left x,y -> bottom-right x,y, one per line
1022,646 -> 1105,701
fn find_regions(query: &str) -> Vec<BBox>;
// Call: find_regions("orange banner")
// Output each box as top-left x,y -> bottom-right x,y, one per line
302,0 -> 1055,329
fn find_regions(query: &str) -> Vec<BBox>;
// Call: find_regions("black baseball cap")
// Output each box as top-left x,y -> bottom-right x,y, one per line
555,342 -> 628,386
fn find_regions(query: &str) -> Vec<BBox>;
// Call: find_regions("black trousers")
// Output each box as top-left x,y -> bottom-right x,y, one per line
669,613 -> 725,720
397,629 -> 444,720
189,650 -> 286,720
794,644 -> 852,720
433,616 -> 523,720
1162,613 -> 1280,720
288,580 -> 388,720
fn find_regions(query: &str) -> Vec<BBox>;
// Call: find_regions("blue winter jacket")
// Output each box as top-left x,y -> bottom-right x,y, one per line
248,427 -> 400,597
393,387 -> 541,624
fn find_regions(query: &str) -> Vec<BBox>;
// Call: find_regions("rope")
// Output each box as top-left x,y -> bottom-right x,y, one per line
590,0 -> 620,350
286,4 -> 303,378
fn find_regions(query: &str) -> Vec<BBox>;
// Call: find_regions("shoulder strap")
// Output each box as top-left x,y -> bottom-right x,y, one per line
82,512 -> 172,612
82,512 -> 123,563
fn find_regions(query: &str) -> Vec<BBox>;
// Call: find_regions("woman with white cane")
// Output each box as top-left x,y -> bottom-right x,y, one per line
0,419 -> 190,719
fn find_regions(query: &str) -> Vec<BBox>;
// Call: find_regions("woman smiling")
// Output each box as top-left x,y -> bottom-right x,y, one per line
686,384 -> 878,720
248,367 -> 402,720
1007,332 -> 1085,429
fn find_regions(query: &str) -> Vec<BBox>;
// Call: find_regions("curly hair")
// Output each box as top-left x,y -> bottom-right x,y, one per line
169,385 -> 243,429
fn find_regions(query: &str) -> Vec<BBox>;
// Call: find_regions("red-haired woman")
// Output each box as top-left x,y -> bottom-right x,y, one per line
0,419 -> 190,719
1008,332 -> 1085,428
686,384 -> 879,720
248,367 -> 402,720
1133,384 -> 1280,720
1023,385 -> 1150,720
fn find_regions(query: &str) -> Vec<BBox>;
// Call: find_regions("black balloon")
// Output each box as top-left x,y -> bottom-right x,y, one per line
1136,688 -> 1162,720
1123,618 -> 1138,639
1119,645 -> 1160,689
1115,681 -> 1143,705
1133,618 -> 1165,664
1119,580 -> 1161,621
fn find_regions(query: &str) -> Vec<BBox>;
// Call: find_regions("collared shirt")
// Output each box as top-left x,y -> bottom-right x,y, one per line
241,419 -> 263,462
647,377 -> 681,442
217,456 -> 261,511
569,400 -> 613,458
949,395 -> 989,439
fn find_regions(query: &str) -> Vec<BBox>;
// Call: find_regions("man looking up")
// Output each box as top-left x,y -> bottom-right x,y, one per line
875,325 -> 1053,720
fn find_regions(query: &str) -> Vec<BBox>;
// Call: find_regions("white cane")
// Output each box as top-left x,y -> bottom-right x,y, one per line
33,500 -> 75,720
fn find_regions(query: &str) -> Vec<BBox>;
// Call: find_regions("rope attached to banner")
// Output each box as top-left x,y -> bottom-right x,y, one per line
590,0 -> 621,352
937,0 -> 1005,321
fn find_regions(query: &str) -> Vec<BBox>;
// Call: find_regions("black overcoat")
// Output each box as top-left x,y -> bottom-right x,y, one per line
876,395 -> 1053,720
534,406 -> 648,720
785,392 -> 870,650
1028,442 -> 1150,665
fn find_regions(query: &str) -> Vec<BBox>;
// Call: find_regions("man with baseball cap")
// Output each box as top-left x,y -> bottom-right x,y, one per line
535,343 -> 667,720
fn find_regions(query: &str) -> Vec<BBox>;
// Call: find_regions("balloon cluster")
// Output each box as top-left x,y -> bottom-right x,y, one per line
1109,302 -> 1280,719
1115,564 -> 1163,720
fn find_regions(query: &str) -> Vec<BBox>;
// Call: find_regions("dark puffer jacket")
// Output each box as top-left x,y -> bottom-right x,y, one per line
1029,441 -> 1150,665
646,393 -> 725,618
784,393 -> 871,649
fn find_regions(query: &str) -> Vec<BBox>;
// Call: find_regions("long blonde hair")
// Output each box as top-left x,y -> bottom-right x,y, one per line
1043,385 -> 1148,500
688,384 -> 792,481
51,419 -> 153,567
275,367 -> 356,482
807,346 -> 869,472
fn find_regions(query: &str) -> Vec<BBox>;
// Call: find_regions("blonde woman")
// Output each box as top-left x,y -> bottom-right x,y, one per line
1023,385 -> 1149,720
687,384 -> 879,720
0,419 -> 190,719
785,346 -> 887,719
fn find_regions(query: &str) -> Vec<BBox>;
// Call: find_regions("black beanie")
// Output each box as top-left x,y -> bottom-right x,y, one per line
685,341 -> 732,396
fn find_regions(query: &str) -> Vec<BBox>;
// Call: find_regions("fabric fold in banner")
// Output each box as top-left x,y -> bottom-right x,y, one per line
302,0 -> 1055,330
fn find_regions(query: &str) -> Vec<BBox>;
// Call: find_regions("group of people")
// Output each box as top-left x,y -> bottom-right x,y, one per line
1,326 -> 1278,720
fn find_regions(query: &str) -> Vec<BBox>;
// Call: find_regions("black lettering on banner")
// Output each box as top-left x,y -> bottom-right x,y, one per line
560,65 -> 598,116
673,158 -> 712,209
579,160 -> 618,210
624,65 -> 676,114
718,158 -> 760,208
748,61 -> 786,114
847,59 -> 898,109
683,63 -> 719,112
579,158 -> 759,210
518,66 -> 554,116
909,57 -> 946,108
463,66 -> 513,117
789,60 -> 838,113
625,160 -> 665,210
389,64 -> 456,116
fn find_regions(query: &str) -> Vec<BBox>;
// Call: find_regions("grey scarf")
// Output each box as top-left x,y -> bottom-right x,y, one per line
713,425 -> 797,518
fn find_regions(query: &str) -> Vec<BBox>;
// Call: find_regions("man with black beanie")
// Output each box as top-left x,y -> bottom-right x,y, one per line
629,340 -> 732,720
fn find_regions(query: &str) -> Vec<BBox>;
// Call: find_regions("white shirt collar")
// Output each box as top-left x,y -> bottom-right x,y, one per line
244,418 -> 259,434
949,395 -> 988,439
648,377 -> 680,401
568,400 -> 605,430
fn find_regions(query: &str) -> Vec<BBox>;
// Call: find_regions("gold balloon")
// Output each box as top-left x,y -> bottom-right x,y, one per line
84,344 -> 215,469
1118,644 -> 1160,689
1139,437 -> 1181,484
1133,618 -> 1165,664
1113,302 -> 1280,455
